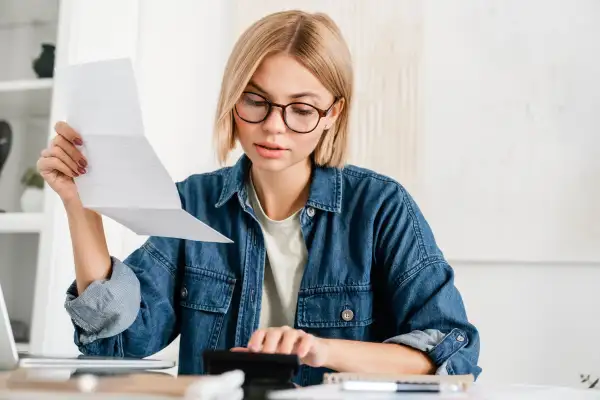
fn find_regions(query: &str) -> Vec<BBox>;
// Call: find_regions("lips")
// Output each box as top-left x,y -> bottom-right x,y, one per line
256,142 -> 286,150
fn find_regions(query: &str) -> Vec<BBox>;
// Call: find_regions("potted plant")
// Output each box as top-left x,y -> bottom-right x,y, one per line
20,167 -> 44,212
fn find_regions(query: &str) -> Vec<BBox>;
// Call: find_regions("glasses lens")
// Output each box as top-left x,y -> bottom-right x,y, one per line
284,103 -> 320,133
236,92 -> 269,122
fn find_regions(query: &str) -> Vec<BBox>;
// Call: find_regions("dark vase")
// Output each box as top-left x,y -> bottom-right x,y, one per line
32,43 -> 55,78
0,121 -> 12,213
0,120 -> 12,176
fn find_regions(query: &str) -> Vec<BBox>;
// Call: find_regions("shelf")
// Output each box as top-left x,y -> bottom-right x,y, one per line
0,79 -> 53,119
16,342 -> 29,352
0,213 -> 44,233
0,79 -> 53,92
0,0 -> 58,28
0,20 -> 57,30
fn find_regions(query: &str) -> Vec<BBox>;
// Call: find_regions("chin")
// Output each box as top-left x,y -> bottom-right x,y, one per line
247,155 -> 292,172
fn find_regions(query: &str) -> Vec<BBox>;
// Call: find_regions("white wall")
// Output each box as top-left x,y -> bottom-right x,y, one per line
454,263 -> 600,387
420,0 -> 600,264
419,0 -> 600,388
34,0 -> 600,389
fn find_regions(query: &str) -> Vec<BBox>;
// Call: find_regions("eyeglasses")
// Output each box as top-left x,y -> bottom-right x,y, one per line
234,91 -> 338,134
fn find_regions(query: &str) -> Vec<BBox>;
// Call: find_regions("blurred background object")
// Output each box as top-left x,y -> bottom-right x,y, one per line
32,43 -> 55,78
0,120 -> 13,212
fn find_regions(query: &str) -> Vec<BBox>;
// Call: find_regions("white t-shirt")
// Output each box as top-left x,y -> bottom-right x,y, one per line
247,179 -> 308,328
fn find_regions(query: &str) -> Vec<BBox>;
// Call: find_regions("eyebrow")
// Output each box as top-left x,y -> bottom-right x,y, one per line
247,80 -> 322,101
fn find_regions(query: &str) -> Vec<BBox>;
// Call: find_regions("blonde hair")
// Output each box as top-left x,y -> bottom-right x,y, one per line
213,10 -> 353,168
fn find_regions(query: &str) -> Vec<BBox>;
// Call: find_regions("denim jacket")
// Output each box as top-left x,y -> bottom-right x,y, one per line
65,155 -> 481,386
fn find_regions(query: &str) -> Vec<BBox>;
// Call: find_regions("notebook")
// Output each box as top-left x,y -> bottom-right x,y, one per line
323,372 -> 474,389
269,373 -> 475,399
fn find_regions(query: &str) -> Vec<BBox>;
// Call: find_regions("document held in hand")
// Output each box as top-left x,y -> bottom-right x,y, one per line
54,58 -> 232,243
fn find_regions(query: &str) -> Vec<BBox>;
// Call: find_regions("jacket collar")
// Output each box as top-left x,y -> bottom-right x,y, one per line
215,155 -> 342,213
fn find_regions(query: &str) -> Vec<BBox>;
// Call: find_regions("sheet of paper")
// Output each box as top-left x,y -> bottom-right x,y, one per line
94,207 -> 231,243
54,58 -> 232,243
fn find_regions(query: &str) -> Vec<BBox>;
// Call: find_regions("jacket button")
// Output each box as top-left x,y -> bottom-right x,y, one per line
181,287 -> 188,299
457,335 -> 465,342
306,207 -> 315,217
341,309 -> 354,321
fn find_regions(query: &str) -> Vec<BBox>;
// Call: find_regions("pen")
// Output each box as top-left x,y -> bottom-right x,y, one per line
341,380 -> 440,393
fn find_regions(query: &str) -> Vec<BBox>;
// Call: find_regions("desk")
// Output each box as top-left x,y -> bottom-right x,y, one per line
1,371 -> 600,400
269,383 -> 600,399
0,369 -> 192,399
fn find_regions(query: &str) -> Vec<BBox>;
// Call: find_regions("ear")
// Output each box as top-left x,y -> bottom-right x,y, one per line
326,98 -> 345,127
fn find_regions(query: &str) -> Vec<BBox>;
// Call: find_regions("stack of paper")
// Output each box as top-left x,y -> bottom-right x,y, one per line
54,58 -> 231,243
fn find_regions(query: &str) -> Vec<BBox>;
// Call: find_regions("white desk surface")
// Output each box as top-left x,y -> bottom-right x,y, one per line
1,380 -> 599,399
269,383 -> 600,400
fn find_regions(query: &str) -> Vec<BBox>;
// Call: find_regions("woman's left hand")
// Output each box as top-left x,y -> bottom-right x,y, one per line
232,326 -> 329,368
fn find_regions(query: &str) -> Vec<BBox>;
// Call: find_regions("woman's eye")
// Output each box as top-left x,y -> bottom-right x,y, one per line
242,93 -> 268,106
291,106 -> 316,116
246,99 -> 267,106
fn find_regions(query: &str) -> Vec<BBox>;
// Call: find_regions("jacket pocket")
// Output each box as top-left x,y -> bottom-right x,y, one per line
180,267 -> 236,351
296,285 -> 373,340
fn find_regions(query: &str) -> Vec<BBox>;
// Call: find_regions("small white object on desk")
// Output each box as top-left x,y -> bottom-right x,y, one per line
184,370 -> 245,400
76,374 -> 98,393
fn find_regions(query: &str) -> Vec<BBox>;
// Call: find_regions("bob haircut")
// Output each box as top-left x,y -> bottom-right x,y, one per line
213,10 -> 353,168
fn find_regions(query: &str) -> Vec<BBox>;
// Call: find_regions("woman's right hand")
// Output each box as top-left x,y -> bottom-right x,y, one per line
37,121 -> 88,205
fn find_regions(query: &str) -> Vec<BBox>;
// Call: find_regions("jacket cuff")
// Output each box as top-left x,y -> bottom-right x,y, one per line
384,328 -> 468,375
64,257 -> 141,345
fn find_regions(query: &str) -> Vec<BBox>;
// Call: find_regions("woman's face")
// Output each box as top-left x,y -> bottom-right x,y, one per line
234,53 -> 342,173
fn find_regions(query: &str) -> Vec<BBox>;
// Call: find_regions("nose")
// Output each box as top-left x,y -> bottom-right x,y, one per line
262,105 -> 287,135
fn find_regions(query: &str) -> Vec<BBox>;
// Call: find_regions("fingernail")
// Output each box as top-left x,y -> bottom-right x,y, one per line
78,168 -> 86,175
74,138 -> 83,146
79,159 -> 87,167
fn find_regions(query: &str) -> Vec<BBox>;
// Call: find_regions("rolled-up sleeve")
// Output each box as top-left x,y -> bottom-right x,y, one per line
384,328 -> 469,375
375,182 -> 481,378
384,257 -> 481,378
64,256 -> 141,346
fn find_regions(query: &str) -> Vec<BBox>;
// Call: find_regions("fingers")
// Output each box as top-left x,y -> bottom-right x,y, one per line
51,132 -> 87,171
295,332 -> 315,358
54,121 -> 83,146
247,329 -> 268,352
279,329 -> 301,354
38,121 -> 87,179
262,328 -> 288,353
241,327 -> 323,367
41,147 -> 80,176
247,326 -> 307,355
37,156 -> 78,178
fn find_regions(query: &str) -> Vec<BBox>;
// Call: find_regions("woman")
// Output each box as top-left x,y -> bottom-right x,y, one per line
37,10 -> 481,386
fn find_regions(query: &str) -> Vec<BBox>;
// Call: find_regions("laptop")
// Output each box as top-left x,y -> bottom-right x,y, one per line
0,283 -> 174,371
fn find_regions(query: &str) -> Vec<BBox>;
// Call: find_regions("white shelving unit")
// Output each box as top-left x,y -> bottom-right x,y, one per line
0,0 -> 59,352
0,213 -> 44,233
0,78 -> 53,91
0,79 -> 53,118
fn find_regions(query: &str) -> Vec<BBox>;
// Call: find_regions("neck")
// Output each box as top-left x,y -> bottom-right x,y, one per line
250,158 -> 312,221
